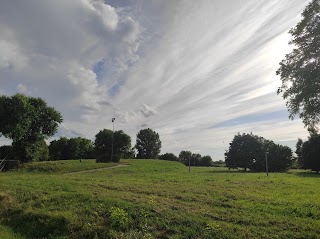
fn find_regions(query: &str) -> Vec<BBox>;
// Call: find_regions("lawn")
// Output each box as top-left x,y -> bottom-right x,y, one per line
0,159 -> 319,239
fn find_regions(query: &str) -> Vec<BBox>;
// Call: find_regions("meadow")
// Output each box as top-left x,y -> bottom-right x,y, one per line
0,159 -> 319,239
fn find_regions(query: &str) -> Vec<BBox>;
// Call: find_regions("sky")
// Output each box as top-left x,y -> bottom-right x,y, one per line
0,0 -> 311,160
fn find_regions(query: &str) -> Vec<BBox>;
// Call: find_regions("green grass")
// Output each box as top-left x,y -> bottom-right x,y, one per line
0,159 -> 320,238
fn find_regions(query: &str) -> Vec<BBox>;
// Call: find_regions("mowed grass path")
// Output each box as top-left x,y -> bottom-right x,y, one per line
0,159 -> 319,239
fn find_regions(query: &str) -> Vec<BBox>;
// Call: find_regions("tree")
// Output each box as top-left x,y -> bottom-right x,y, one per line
179,150 -> 192,165
95,129 -> 131,162
159,153 -> 178,161
301,134 -> 320,172
48,137 -> 69,160
276,0 -> 320,132
135,128 -> 161,159
225,133 -> 264,171
0,94 -> 62,162
191,153 -> 202,166
200,155 -> 213,166
49,137 -> 94,160
295,138 -> 304,168
0,145 -> 14,159
225,133 -> 292,172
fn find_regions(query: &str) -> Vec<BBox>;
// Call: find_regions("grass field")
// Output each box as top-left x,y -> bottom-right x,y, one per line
0,159 -> 319,239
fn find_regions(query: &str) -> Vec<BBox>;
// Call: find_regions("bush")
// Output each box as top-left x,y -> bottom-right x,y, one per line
109,207 -> 129,230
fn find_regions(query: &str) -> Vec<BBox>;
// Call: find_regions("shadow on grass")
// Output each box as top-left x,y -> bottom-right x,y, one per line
1,209 -> 69,239
198,169 -> 252,174
293,171 -> 320,178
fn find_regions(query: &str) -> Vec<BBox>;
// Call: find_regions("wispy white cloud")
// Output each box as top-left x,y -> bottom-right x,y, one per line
0,0 -> 311,159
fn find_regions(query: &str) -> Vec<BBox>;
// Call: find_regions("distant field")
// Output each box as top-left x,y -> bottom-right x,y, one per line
0,159 -> 319,239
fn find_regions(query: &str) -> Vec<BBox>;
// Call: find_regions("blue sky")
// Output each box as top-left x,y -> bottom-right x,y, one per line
0,0 -> 311,160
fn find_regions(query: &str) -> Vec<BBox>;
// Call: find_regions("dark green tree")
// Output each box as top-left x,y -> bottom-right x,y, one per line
225,133 -> 292,172
295,138 -> 304,168
301,134 -> 320,172
0,94 -> 62,162
225,133 -> 264,171
48,137 -> 69,160
135,128 -> 161,159
179,150 -> 192,165
191,153 -> 202,166
0,145 -> 14,159
276,0 -> 320,132
49,137 -> 94,160
159,153 -> 178,161
200,155 -> 213,166
95,129 -> 131,162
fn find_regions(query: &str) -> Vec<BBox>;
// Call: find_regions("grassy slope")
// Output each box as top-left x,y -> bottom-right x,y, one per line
0,159 -> 319,239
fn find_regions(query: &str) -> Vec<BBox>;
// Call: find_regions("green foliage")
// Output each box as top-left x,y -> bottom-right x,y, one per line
0,94 -> 62,162
95,129 -> 132,163
225,133 -> 292,172
212,160 -> 225,167
301,134 -> 320,172
178,150 -> 192,165
0,145 -> 14,159
276,0 -> 320,131
49,137 -> 94,160
200,155 -> 213,166
191,153 -> 202,166
179,151 -> 213,166
295,138 -> 304,168
158,152 -> 178,161
13,138 -> 49,162
109,207 -> 129,230
135,128 -> 161,159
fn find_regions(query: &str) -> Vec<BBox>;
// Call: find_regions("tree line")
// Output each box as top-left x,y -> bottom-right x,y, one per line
0,94 -> 212,166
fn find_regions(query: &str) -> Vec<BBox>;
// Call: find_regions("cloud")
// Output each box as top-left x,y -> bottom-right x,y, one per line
0,0 -> 310,160
140,104 -> 157,118
16,84 -> 28,94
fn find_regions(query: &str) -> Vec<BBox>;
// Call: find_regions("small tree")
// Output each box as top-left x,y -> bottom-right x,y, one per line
95,129 -> 131,162
135,128 -> 161,159
0,94 -> 62,162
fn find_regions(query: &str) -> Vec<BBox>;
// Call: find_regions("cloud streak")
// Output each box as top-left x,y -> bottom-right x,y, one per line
0,0 -> 311,159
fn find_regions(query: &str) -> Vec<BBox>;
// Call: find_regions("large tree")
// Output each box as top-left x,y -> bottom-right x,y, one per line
301,134 -> 320,172
0,94 -> 62,162
276,0 -> 320,131
225,133 -> 292,172
225,133 -> 264,171
95,129 -> 131,162
135,128 -> 161,159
